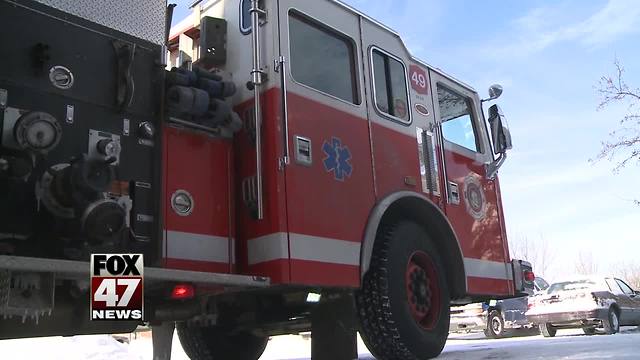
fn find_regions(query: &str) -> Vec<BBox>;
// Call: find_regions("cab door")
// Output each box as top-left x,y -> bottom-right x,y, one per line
277,1 -> 374,286
429,72 -> 511,295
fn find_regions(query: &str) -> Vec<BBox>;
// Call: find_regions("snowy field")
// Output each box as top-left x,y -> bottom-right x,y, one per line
1,327 -> 638,359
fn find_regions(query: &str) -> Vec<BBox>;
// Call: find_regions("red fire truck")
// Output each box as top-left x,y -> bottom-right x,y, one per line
0,0 -> 533,359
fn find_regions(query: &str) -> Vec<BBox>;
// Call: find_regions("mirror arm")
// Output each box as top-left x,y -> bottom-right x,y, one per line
486,152 -> 507,180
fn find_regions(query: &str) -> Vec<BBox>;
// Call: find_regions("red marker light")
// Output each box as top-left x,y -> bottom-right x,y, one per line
171,284 -> 195,300
524,270 -> 535,282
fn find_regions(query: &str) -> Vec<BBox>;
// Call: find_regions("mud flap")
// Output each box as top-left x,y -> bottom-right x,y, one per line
311,295 -> 358,360
151,322 -> 175,360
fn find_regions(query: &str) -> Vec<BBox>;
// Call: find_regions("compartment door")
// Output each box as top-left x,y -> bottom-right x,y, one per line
163,126 -> 234,273
277,1 -> 375,286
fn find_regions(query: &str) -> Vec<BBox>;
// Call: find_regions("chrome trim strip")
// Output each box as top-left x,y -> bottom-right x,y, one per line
247,232 -> 289,265
464,258 -> 511,281
290,233 -> 360,266
416,127 -> 429,193
247,232 -> 360,266
427,130 -> 441,195
166,231 -> 233,263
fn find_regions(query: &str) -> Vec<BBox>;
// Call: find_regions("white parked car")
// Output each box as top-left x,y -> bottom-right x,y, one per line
526,277 -> 640,337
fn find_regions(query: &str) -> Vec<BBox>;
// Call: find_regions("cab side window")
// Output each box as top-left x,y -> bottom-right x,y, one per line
437,85 -> 481,153
371,49 -> 410,123
240,0 -> 251,34
240,0 -> 264,34
289,11 -> 360,104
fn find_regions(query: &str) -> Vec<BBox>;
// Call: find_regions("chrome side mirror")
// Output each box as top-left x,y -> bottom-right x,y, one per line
488,105 -> 512,154
482,84 -> 503,102
486,104 -> 512,179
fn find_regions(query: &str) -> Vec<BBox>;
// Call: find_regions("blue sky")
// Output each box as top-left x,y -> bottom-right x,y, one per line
171,0 -> 640,280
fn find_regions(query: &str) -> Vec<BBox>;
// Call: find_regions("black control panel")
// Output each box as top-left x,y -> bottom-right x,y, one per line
0,0 -> 163,263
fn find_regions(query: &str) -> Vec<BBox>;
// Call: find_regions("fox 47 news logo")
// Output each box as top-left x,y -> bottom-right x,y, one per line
90,254 -> 143,321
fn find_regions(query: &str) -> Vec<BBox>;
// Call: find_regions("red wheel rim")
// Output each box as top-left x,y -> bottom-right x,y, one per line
405,251 -> 441,330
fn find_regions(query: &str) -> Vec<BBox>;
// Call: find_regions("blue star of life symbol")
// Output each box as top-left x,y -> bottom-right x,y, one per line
322,137 -> 353,181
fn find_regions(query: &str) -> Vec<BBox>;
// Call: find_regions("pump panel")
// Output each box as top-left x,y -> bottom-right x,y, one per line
0,0 -> 162,263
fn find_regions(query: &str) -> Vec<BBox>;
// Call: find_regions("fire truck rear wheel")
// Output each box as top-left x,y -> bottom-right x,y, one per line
176,323 -> 268,360
356,221 -> 450,360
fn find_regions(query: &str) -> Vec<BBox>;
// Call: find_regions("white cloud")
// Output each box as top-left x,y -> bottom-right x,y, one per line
502,162 -> 609,192
489,0 -> 640,57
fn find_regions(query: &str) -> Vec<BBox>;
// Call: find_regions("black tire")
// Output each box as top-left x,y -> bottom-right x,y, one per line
583,327 -> 597,335
539,323 -> 557,337
176,323 -> 268,360
356,221 -> 450,360
603,307 -> 620,335
484,310 -> 505,339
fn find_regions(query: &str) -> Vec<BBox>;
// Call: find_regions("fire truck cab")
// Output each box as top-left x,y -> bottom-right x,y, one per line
0,0 -> 532,359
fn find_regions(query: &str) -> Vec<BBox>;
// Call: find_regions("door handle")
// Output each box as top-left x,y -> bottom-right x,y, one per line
275,56 -> 290,169
448,181 -> 460,205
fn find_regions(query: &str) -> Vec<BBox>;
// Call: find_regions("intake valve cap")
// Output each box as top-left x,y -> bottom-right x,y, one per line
96,138 -> 121,159
81,199 -> 126,244
13,111 -> 62,153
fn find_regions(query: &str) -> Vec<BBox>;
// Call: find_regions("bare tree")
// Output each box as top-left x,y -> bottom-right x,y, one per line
574,251 -> 598,276
595,60 -> 640,197
509,234 -> 554,278
612,261 -> 640,290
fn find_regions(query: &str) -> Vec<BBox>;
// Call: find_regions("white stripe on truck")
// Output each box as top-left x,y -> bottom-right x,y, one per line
166,230 -> 512,282
165,230 -> 233,263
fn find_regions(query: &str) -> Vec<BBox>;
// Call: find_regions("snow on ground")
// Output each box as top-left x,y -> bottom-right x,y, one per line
1,327 -> 639,359
442,328 -> 640,360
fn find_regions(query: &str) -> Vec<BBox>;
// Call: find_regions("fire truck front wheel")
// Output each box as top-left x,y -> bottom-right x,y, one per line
176,323 -> 268,360
356,221 -> 450,360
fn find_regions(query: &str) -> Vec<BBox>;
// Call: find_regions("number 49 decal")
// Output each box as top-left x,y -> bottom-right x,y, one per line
410,65 -> 429,95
